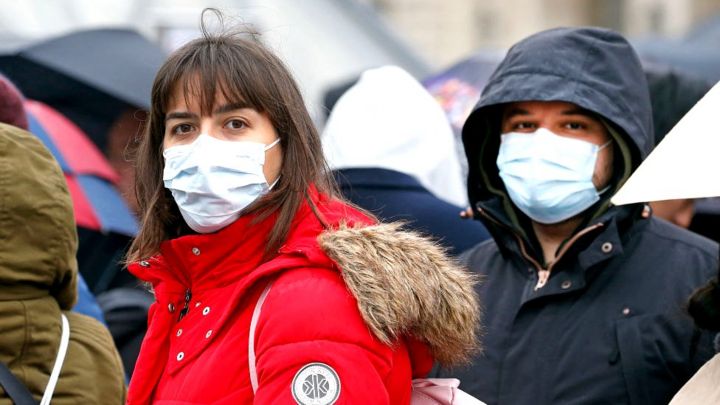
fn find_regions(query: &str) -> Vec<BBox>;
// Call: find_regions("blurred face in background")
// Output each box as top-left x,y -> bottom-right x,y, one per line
651,199 -> 695,228
106,108 -> 146,214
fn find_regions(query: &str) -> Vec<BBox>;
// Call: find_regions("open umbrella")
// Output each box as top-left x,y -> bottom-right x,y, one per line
24,99 -> 138,237
612,81 -> 720,205
422,52 -> 501,134
0,28 -> 165,150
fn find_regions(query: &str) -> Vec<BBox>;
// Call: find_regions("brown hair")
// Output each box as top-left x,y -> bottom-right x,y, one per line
127,13 -> 337,262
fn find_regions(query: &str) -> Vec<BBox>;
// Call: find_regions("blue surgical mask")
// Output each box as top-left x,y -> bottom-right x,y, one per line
496,128 -> 611,224
163,134 -> 281,233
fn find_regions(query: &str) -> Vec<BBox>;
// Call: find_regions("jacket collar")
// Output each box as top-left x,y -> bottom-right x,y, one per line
477,198 -> 647,273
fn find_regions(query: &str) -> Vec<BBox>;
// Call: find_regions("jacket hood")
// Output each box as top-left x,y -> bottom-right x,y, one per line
463,27 -> 654,224
0,123 -> 77,309
645,63 -> 712,145
318,222 -> 481,366
322,65 -> 468,207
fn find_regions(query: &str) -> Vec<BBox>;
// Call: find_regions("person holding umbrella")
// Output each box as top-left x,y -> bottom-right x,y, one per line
440,27 -> 718,404
124,14 -> 480,405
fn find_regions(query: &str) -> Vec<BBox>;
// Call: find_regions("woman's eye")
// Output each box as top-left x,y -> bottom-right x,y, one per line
225,119 -> 247,130
565,122 -> 585,130
172,123 -> 194,135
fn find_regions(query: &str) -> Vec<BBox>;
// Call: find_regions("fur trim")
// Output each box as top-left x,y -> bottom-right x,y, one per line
318,222 -> 481,366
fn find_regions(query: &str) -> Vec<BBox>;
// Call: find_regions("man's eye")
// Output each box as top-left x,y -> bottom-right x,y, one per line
172,124 -> 194,135
225,119 -> 246,130
565,122 -> 585,130
513,122 -> 536,130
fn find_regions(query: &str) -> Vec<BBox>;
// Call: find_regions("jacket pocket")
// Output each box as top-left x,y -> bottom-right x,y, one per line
614,314 -> 689,405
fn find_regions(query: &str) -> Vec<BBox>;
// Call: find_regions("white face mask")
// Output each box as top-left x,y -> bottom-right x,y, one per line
496,128 -> 611,224
163,134 -> 281,233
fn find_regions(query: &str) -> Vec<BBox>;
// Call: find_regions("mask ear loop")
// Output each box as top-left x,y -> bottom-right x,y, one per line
264,138 -> 281,151
268,176 -> 280,190
596,139 -> 614,195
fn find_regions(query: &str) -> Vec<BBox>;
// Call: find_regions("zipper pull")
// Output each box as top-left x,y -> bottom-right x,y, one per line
534,270 -> 550,290
178,288 -> 192,322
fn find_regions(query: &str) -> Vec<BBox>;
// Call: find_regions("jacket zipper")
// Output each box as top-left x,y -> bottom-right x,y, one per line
477,207 -> 604,290
178,288 -> 192,322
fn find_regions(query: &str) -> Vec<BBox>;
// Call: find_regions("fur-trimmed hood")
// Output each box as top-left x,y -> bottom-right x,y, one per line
319,222 -> 481,366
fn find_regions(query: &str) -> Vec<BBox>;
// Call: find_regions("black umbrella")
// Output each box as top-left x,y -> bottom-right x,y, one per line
0,28 -> 166,150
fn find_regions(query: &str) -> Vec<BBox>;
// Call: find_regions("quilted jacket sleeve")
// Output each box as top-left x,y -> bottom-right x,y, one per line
252,268 -> 412,404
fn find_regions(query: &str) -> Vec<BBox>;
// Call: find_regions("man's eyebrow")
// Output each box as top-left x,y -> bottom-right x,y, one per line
213,102 -> 251,115
165,111 -> 198,122
503,108 -> 530,120
561,108 -> 596,118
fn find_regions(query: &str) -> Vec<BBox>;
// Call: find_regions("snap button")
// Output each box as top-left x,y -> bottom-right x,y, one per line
641,204 -> 651,218
176,328 -> 183,337
601,242 -> 613,253
139,260 -> 150,267
205,330 -> 213,339
176,352 -> 184,361
168,303 -> 175,313
622,307 -> 631,316
192,247 -> 201,256
561,280 -> 572,289
202,306 -> 211,316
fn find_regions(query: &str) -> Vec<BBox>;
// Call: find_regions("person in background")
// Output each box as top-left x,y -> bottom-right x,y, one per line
0,72 -> 106,323
439,27 -> 718,404
644,64 -> 713,229
669,261 -> 720,404
322,65 -> 490,256
0,123 -> 126,403
124,17 -> 479,404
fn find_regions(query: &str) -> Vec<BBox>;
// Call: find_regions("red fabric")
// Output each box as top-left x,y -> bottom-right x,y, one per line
64,175 -> 101,230
23,100 -> 118,182
126,190 -> 433,404
0,75 -> 28,130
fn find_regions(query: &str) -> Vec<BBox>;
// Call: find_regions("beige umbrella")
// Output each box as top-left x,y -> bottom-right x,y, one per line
612,81 -> 720,205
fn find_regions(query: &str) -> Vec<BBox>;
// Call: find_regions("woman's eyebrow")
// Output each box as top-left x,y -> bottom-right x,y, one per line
213,102 -> 251,115
165,111 -> 198,122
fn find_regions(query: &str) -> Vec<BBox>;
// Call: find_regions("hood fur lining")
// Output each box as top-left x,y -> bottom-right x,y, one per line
318,222 -> 481,366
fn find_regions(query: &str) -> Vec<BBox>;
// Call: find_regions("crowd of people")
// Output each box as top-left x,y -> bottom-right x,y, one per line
1,9 -> 719,405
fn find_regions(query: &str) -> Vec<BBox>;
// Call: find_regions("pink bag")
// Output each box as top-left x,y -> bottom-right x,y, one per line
248,284 -> 486,405
411,378 -> 485,405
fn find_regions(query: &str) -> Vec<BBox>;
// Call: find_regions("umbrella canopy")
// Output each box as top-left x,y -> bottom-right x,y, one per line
24,99 -> 138,236
422,52 -> 501,134
612,81 -> 720,205
0,28 -> 165,150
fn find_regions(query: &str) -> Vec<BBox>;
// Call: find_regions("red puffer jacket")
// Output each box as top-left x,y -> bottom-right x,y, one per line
126,191 -> 479,404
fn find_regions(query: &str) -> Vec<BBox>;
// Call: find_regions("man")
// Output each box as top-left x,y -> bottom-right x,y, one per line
447,27 -> 719,404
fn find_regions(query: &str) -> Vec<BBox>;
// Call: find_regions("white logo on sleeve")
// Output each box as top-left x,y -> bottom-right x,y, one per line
291,363 -> 340,405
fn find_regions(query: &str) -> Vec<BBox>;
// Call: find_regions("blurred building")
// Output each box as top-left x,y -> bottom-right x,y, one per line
368,0 -> 720,67
0,0 -> 430,123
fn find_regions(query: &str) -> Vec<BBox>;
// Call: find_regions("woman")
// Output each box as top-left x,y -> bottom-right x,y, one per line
125,24 -> 480,405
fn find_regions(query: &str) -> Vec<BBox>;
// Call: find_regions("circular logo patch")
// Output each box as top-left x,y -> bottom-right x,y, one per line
291,362 -> 340,405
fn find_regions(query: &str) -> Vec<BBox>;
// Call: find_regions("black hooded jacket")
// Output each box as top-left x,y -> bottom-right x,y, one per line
444,27 -> 719,405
